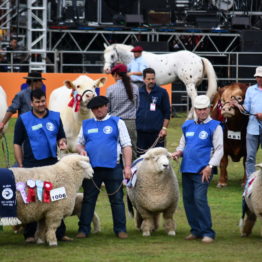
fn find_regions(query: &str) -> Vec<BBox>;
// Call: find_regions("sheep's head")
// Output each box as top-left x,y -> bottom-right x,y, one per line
60,154 -> 94,179
143,147 -> 172,173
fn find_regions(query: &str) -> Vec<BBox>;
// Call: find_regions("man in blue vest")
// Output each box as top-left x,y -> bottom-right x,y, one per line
76,95 -> 132,239
172,95 -> 224,243
13,88 -> 71,243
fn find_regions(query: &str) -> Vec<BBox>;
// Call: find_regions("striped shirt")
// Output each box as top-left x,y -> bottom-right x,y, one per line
106,79 -> 139,119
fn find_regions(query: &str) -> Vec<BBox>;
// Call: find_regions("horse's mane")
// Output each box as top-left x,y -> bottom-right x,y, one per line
105,43 -> 133,52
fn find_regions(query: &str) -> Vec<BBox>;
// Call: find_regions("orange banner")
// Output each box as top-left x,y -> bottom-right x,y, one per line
0,73 -> 171,114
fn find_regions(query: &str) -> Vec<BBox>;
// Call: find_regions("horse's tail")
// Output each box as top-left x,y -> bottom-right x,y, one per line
202,57 -> 217,100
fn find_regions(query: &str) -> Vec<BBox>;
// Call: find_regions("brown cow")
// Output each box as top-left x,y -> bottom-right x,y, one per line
211,83 -> 249,187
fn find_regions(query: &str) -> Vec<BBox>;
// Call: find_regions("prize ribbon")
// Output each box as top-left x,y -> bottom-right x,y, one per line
43,181 -> 53,203
27,180 -> 36,203
36,180 -> 44,201
16,182 -> 28,204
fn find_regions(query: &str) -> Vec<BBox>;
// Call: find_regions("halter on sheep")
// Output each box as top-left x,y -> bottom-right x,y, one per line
103,43 -> 217,118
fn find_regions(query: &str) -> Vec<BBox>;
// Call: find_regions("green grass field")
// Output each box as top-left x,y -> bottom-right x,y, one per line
1,115 -> 262,262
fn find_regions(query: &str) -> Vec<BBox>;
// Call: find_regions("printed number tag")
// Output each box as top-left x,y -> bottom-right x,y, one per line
150,103 -> 156,111
227,130 -> 241,140
50,187 -> 67,202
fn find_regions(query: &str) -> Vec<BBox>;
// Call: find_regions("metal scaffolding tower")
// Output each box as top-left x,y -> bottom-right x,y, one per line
0,0 -> 11,39
27,0 -> 47,72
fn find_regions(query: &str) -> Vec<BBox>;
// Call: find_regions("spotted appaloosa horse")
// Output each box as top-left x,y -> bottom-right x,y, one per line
103,43 -> 217,118
211,83 -> 249,187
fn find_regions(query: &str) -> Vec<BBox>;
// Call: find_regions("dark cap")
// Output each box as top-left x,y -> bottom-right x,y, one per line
111,63 -> 127,74
131,46 -> 143,52
87,96 -> 109,109
23,72 -> 46,80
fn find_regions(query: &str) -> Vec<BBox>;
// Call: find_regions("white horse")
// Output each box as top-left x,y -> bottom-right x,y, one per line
103,43 -> 217,117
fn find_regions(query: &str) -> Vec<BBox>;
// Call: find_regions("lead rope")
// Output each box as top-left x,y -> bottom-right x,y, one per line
136,136 -> 165,155
91,178 -> 123,196
231,96 -> 262,127
0,133 -> 10,168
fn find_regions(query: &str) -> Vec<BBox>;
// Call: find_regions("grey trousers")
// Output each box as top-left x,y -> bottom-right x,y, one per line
123,119 -> 137,161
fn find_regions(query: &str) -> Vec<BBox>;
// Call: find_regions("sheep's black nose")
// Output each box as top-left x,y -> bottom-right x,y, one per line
163,164 -> 168,168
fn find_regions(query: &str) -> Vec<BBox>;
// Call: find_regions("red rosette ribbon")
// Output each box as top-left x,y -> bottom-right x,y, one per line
68,90 -> 75,108
27,180 -> 36,203
74,94 -> 82,112
43,181 -> 53,203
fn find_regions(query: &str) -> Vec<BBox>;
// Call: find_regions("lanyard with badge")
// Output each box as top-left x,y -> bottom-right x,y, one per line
150,97 -> 157,111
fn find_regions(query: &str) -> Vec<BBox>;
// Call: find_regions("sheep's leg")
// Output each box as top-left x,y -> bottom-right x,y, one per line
241,211 -> 256,237
45,214 -> 62,246
135,211 -> 143,230
163,209 -> 176,236
153,213 -> 160,231
140,211 -> 154,237
35,219 -> 46,244
92,212 -> 101,233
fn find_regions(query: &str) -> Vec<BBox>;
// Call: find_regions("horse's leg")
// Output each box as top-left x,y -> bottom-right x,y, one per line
185,83 -> 198,119
217,154 -> 228,188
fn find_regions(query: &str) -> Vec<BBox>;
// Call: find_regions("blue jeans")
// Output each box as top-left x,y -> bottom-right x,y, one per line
246,132 -> 262,179
78,164 -> 126,235
182,173 -> 215,239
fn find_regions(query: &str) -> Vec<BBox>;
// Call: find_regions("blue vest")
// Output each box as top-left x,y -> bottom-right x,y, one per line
21,111 -> 60,160
181,119 -> 220,174
83,116 -> 119,168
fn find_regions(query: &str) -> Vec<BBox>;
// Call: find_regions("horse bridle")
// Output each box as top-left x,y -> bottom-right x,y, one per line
104,46 -> 121,69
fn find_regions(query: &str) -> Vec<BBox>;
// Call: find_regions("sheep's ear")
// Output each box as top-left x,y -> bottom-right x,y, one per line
255,163 -> 262,169
104,43 -> 108,49
65,80 -> 75,89
78,160 -> 90,170
167,152 -> 172,159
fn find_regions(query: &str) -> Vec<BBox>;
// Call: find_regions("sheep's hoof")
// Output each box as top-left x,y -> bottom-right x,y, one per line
168,231 -> 176,236
142,231 -> 151,237
217,183 -> 227,188
36,239 -> 45,244
48,241 -> 58,246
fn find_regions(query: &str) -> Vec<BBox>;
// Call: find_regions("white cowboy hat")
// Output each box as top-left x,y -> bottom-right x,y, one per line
194,95 -> 210,109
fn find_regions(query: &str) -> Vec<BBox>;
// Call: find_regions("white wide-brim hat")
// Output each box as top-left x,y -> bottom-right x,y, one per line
254,66 -> 262,77
194,95 -> 210,109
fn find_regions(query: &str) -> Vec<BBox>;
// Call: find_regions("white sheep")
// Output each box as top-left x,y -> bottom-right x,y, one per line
240,163 -> 262,237
8,154 -> 93,246
127,147 -> 179,237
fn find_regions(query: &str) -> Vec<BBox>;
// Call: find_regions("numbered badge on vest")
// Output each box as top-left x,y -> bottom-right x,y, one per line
50,187 -> 67,202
